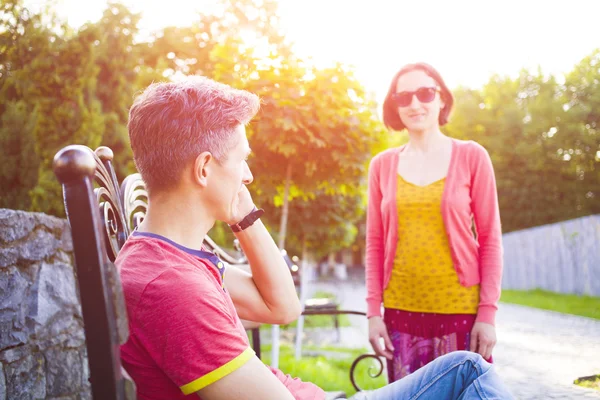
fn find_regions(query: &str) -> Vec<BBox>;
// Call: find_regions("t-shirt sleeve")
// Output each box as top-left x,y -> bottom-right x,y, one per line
134,265 -> 254,395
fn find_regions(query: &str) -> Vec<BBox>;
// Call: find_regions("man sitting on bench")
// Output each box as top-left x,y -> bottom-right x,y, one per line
116,76 -> 515,399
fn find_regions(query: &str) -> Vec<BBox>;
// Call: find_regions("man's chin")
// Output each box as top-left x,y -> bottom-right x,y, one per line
218,209 -> 236,226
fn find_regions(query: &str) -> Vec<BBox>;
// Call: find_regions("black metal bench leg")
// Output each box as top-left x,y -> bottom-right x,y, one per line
251,327 -> 261,360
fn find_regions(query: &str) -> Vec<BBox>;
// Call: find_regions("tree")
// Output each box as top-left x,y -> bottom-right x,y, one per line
446,54 -> 600,233
0,0 -> 101,215
560,49 -> 600,217
0,0 -> 47,210
245,63 -> 384,250
0,100 -> 38,209
87,2 -> 143,180
27,21 -> 107,215
269,191 -> 364,261
1,1 -> 145,214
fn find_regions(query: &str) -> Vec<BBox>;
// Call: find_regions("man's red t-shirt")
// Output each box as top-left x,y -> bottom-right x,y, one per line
116,232 -> 325,400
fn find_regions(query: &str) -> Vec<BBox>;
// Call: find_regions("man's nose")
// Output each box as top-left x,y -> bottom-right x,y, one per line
243,163 -> 254,185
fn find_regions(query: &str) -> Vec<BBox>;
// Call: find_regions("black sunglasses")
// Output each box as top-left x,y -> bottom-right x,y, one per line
391,87 -> 440,108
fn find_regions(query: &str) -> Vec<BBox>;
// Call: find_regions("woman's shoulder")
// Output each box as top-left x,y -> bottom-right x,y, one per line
370,146 -> 403,167
451,138 -> 490,160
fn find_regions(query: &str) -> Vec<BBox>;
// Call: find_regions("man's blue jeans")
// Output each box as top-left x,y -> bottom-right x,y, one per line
350,351 -> 514,400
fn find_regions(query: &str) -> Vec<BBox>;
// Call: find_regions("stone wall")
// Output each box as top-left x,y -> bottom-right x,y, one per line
0,209 -> 89,400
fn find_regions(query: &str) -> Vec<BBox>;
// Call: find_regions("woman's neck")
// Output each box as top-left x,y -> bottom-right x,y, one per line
406,129 -> 447,153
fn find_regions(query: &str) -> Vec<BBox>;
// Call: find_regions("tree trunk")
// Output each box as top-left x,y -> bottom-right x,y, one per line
277,162 -> 292,250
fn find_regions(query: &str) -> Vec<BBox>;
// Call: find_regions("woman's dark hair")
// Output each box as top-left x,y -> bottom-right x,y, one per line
382,62 -> 454,131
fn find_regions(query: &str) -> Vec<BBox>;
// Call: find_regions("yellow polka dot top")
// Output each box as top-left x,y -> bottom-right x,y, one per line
383,175 -> 480,314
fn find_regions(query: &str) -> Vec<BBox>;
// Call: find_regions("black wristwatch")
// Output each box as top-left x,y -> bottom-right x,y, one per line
229,207 -> 265,232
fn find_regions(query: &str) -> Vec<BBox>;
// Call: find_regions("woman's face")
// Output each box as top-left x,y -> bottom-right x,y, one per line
393,70 -> 445,133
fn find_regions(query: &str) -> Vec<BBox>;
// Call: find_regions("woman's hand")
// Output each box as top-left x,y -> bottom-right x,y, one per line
470,322 -> 496,360
368,316 -> 394,360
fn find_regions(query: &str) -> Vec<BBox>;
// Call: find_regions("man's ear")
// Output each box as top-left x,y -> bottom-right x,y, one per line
193,151 -> 213,188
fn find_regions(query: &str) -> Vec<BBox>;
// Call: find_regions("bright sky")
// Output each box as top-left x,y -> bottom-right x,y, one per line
30,0 -> 600,103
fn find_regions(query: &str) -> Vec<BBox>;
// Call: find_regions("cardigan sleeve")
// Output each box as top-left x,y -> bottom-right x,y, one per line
469,142 -> 503,325
365,155 -> 385,318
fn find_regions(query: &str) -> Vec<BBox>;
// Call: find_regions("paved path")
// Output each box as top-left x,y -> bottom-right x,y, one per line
301,278 -> 600,399
493,303 -> 600,399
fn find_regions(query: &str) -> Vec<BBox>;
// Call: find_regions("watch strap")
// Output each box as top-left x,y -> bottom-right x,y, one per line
230,207 -> 265,232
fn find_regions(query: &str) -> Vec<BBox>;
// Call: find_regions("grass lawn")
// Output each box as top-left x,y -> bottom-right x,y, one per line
500,289 -> 600,320
261,344 -> 387,396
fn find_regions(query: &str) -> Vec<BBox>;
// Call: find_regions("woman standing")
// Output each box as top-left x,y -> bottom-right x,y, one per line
365,63 -> 503,382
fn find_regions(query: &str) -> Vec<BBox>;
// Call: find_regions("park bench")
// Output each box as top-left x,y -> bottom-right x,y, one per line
52,144 -> 383,399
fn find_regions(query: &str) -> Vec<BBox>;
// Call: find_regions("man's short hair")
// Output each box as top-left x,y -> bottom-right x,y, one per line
128,76 -> 260,193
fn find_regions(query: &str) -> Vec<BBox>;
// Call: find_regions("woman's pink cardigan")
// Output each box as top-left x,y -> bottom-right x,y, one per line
365,139 -> 503,325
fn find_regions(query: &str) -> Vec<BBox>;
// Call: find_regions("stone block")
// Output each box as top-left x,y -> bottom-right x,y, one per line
0,362 -> 6,400
0,248 -> 18,269
0,210 -> 36,244
4,353 -> 45,400
45,347 -> 83,397
15,229 -> 60,264
0,267 -> 30,350
28,262 -> 81,343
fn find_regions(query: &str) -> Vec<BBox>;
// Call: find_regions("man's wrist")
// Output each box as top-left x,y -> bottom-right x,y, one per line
229,207 -> 264,232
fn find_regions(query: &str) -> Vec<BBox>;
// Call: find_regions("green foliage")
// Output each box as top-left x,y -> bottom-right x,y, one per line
0,0 -> 383,264
244,62 -> 385,254
445,61 -> 600,233
28,27 -> 107,215
1,0 -> 598,248
0,100 -> 38,209
207,220 -> 237,250
263,190 -> 365,259
1,0 -> 124,215
1,0 -> 51,210
88,2 -> 143,181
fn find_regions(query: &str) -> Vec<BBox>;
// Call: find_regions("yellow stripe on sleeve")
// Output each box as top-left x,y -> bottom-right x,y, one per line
179,347 -> 255,395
